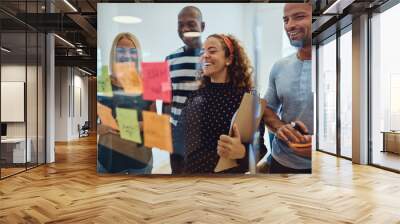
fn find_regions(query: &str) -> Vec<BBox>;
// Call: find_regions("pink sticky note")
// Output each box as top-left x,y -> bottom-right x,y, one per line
141,62 -> 171,103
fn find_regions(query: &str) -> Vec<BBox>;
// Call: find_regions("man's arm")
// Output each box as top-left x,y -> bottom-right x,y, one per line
263,106 -> 285,133
263,105 -> 311,158
263,105 -> 306,144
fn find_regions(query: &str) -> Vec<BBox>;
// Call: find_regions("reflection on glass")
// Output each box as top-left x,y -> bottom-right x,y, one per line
38,33 -> 46,165
318,38 -> 337,154
27,32 -> 38,169
371,3 -> 400,171
97,3 -> 300,174
0,0 -> 46,178
1,31 -> 27,177
340,30 -> 352,158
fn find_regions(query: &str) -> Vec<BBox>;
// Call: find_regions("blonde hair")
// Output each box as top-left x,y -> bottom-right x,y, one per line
109,32 -> 142,74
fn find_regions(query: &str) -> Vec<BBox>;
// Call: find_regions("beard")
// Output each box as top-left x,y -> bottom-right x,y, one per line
289,37 -> 311,48
290,39 -> 305,48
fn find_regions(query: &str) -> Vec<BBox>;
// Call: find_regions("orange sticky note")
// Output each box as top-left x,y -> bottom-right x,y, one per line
141,61 -> 171,102
142,111 -> 173,153
113,62 -> 143,94
97,102 -> 119,130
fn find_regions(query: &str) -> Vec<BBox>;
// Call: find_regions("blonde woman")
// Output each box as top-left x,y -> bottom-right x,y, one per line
97,32 -> 153,174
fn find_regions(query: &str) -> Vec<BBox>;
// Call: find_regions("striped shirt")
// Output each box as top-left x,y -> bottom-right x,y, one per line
166,47 -> 201,126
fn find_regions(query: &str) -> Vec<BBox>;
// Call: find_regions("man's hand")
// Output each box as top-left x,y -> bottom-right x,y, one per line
276,120 -> 311,158
287,135 -> 312,158
217,124 -> 246,159
276,120 -> 308,143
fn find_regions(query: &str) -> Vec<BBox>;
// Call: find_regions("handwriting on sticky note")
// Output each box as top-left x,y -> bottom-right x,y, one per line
97,102 -> 119,130
97,65 -> 113,96
141,62 -> 171,102
116,108 -> 142,143
113,62 -> 143,94
142,111 -> 172,153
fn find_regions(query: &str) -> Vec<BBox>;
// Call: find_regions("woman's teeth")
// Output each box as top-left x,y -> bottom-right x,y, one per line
203,63 -> 211,67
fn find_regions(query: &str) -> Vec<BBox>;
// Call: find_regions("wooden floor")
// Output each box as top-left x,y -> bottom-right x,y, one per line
1,136 -> 400,223
372,150 -> 400,171
1,167 -> 26,178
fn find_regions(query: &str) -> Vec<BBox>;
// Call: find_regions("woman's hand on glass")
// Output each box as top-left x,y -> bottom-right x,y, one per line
110,75 -> 122,88
217,124 -> 246,159
97,123 -> 119,135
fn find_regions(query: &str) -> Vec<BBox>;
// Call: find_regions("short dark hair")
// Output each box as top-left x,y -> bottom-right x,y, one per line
178,6 -> 203,22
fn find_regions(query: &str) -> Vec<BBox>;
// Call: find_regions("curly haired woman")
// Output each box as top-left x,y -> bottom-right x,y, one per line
178,34 -> 267,174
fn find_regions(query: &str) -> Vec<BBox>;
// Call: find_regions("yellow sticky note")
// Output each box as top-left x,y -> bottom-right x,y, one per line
97,103 -> 119,130
113,62 -> 143,94
142,111 -> 173,153
97,65 -> 113,96
116,108 -> 142,143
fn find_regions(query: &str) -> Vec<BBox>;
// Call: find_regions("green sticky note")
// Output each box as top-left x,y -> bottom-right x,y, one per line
97,65 -> 113,97
116,108 -> 142,143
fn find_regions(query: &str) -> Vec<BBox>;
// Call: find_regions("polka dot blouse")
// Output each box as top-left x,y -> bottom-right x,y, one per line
178,79 -> 267,174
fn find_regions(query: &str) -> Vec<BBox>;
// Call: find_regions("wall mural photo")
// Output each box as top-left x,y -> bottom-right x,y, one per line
97,3 -> 313,175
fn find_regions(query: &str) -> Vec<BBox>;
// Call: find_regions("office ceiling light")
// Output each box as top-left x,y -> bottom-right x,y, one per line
1,47 -> 11,53
113,16 -> 142,24
78,67 -> 92,76
54,34 -> 75,48
63,0 -> 78,12
183,32 -> 201,38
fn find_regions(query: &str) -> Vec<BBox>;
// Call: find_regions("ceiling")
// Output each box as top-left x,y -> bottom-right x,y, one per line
0,0 -> 99,74
312,0 -> 391,44
1,0 -> 307,75
3,0 -> 391,73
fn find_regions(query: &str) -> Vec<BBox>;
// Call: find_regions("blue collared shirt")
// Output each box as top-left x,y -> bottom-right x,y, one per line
264,53 -> 313,170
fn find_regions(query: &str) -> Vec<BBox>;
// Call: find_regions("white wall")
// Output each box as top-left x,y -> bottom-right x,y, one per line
55,67 -> 89,141
1,65 -> 39,137
1,64 -> 46,163
98,3 -> 244,65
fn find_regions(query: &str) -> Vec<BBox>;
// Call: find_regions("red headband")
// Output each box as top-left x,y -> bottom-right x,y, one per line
220,34 -> 234,56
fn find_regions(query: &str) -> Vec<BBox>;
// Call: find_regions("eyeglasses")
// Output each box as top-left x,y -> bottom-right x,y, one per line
116,47 -> 138,63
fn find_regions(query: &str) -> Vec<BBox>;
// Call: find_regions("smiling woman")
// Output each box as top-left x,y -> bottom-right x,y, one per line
177,34 -> 267,174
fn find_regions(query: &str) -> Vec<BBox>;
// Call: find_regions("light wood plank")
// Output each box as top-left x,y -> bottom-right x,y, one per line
0,135 -> 399,223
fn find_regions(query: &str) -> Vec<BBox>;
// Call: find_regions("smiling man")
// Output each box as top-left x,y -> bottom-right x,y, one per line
165,6 -> 205,174
262,3 -> 313,173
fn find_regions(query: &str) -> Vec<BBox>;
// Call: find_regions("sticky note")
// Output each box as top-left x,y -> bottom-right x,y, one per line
141,62 -> 171,103
116,108 -> 142,143
97,65 -> 113,96
113,62 -> 143,94
97,102 -> 119,130
142,111 -> 173,153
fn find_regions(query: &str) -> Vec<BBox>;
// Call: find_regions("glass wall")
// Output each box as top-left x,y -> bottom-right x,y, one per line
316,26 -> 353,160
0,1 -> 46,179
339,29 -> 352,158
370,3 -> 400,171
317,36 -> 337,154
